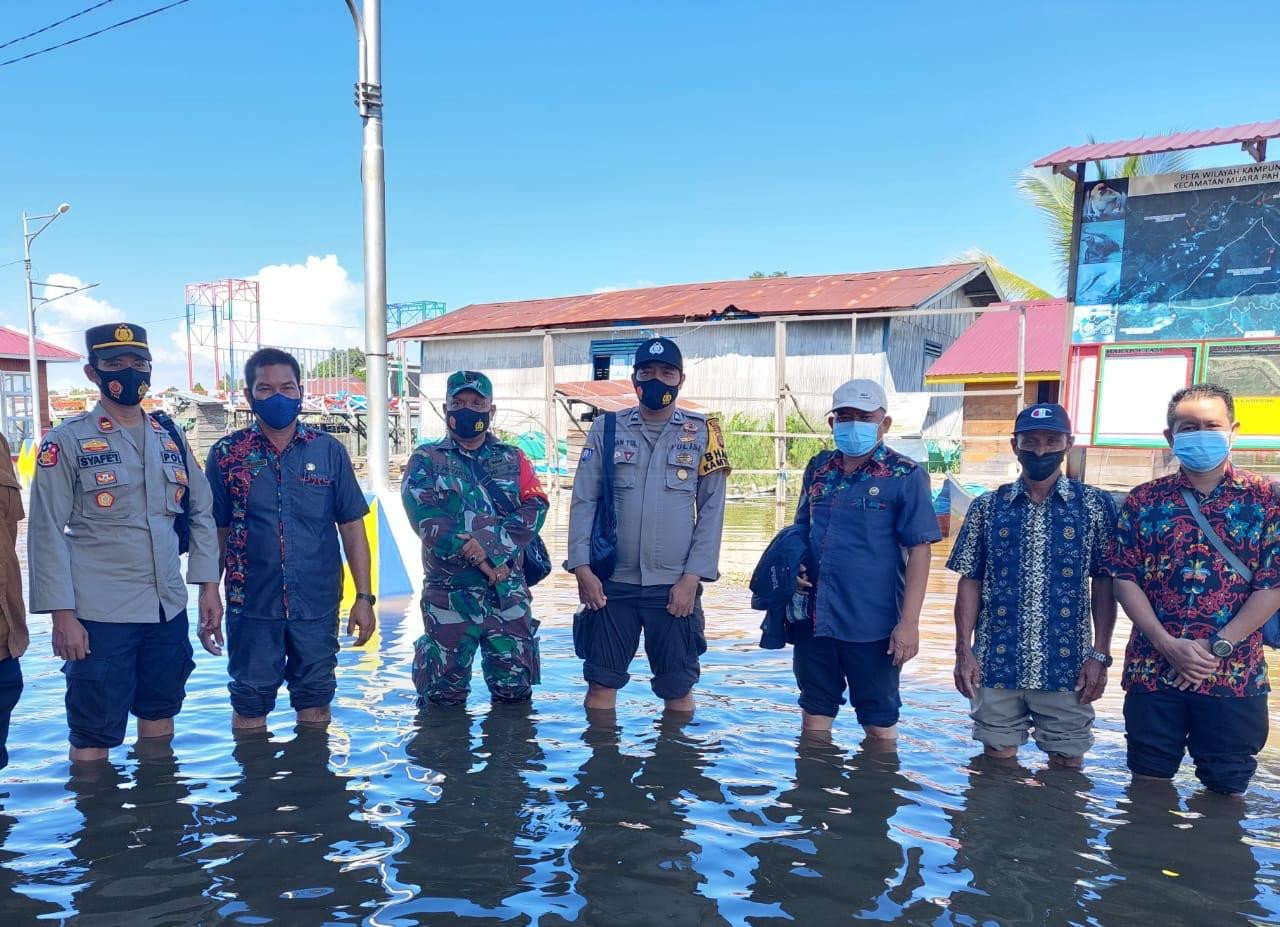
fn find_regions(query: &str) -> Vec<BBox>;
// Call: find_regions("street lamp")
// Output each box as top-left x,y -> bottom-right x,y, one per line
23,202 -> 71,447
343,0 -> 389,494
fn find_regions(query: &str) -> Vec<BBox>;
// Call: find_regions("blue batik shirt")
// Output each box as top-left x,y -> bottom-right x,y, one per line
795,445 -> 942,643
947,477 -> 1117,692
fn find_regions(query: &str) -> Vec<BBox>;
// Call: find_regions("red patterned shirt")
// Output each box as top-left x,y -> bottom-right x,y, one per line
1110,466 -> 1279,697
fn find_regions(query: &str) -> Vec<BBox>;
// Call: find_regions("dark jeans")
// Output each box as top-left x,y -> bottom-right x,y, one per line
574,581 -> 706,700
0,656 -> 21,769
63,614 -> 195,749
1124,687 -> 1269,795
793,634 -> 901,727
227,613 -> 340,717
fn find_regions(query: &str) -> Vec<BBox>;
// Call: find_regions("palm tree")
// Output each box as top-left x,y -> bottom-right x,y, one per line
953,145 -> 1194,299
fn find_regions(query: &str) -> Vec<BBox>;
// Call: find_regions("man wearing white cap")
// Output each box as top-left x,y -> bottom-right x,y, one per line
791,379 -> 940,742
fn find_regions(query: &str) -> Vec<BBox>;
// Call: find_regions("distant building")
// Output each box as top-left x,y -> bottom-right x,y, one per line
0,327 -> 82,448
391,264 -> 1001,450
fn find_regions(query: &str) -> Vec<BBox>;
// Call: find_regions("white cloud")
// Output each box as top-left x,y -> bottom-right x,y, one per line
591,279 -> 657,294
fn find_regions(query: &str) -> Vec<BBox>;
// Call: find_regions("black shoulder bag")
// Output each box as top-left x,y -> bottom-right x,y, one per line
464,454 -> 552,587
151,410 -> 190,555
588,412 -> 618,580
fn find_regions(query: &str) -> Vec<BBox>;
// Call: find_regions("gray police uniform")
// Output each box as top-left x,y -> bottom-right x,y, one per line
566,405 -> 729,698
28,402 -> 219,746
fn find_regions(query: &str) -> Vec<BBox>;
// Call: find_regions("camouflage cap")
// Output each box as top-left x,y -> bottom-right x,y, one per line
446,370 -> 493,400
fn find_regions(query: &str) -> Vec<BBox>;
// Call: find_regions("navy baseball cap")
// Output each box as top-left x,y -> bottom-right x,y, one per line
1014,403 -> 1072,435
634,337 -> 682,372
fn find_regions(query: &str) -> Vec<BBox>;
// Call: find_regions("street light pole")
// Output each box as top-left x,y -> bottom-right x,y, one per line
346,0 -> 389,493
22,203 -> 70,447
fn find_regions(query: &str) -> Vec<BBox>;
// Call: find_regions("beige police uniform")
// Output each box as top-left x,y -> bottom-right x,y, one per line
566,405 -> 729,698
28,402 -> 219,621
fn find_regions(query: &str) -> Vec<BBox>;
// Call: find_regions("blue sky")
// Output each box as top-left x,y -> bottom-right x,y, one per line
3,0 -> 1279,388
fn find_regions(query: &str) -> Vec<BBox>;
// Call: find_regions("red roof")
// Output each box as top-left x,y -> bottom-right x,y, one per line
0,327 -> 81,362
555,380 -> 708,414
391,264 -> 989,339
1034,120 -> 1280,169
924,300 -> 1068,382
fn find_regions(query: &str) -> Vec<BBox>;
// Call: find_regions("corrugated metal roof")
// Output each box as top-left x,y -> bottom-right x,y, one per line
391,264 -> 987,340
924,300 -> 1068,382
1034,120 -> 1280,169
0,327 -> 81,362
555,380 -> 708,414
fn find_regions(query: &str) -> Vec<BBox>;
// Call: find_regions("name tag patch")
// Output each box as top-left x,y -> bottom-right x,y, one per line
78,451 -> 122,468
161,450 -> 183,465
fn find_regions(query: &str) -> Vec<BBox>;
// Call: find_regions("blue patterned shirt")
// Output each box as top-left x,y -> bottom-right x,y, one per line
947,477 -> 1117,691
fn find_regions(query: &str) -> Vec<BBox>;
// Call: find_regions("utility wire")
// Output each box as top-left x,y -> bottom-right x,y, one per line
0,0 -> 191,68
0,0 -> 119,52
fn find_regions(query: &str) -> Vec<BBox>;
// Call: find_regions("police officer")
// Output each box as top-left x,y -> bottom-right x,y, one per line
567,337 -> 730,714
28,323 -> 221,763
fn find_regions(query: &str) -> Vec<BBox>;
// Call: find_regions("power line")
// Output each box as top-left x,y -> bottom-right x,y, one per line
0,0 -> 192,69
0,1 -> 120,52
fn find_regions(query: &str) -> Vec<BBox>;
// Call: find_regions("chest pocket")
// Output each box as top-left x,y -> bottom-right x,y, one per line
613,461 -> 637,491
664,445 -> 700,492
162,463 -> 189,514
78,467 -> 133,520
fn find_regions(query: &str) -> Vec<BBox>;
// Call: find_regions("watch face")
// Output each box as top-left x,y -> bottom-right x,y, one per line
1212,638 -> 1233,657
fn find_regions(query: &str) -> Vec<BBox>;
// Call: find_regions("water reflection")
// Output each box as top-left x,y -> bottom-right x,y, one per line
554,712 -> 726,926
62,745 -> 213,924
744,739 -> 940,923
200,727 -> 392,925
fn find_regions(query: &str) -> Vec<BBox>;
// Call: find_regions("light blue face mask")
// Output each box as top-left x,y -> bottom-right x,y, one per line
1171,429 -> 1231,472
833,420 -> 881,457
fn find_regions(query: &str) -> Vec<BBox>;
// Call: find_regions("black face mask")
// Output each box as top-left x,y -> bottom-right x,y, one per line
637,378 -> 678,411
1017,449 -> 1066,482
447,407 -> 490,439
95,366 -> 151,407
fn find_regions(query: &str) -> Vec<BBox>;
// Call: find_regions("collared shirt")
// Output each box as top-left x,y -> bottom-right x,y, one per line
947,477 -> 1117,691
401,433 -> 548,615
566,406 -> 729,587
795,445 -> 940,643
28,402 -> 219,623
1110,466 -> 1279,698
0,434 -> 27,658
207,422 -> 369,621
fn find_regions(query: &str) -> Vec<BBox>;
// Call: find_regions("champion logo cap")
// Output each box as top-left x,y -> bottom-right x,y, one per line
1014,403 -> 1071,434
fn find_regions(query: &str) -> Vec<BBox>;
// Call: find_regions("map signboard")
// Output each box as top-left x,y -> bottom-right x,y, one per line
1202,340 -> 1280,442
1072,161 -> 1280,344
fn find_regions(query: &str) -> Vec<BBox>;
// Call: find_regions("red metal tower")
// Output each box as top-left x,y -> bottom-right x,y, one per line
184,279 -> 261,394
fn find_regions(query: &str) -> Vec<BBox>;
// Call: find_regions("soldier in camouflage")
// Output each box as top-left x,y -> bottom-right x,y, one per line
401,371 -> 550,705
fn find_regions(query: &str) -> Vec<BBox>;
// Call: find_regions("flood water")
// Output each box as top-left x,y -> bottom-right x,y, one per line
2,497 -> 1279,925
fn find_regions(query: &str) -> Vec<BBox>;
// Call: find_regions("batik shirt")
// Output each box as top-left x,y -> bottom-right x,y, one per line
1110,466 -> 1279,698
947,477 -> 1117,691
401,434 -> 548,618
795,445 -> 941,642
207,422 -> 369,621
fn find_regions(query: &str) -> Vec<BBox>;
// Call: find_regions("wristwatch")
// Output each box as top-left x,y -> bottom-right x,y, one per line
356,592 -> 377,606
1208,633 -> 1235,658
1087,648 -> 1113,667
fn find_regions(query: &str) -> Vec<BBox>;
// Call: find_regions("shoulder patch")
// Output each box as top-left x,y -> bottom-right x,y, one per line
699,414 -> 730,477
37,440 -> 60,468
580,446 -> 594,464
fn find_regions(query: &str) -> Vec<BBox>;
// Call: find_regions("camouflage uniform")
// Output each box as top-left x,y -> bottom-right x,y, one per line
401,431 -> 549,705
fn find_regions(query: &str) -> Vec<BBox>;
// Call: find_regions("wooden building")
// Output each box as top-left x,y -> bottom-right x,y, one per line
391,265 -> 1002,480
0,327 -> 81,449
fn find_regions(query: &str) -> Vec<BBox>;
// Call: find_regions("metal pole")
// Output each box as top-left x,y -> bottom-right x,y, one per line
542,332 -> 559,493
1015,303 -> 1028,413
353,0 -> 389,494
22,214 -> 41,447
774,320 -> 787,510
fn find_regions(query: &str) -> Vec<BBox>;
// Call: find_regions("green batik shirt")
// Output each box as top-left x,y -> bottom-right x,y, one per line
401,433 -> 549,614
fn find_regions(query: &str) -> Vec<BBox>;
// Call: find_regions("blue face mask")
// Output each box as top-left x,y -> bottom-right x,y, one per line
252,393 -> 302,430
1171,429 -> 1231,472
833,420 -> 881,457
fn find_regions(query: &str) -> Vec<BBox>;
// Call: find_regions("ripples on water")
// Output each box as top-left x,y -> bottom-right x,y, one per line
2,509 -> 1278,925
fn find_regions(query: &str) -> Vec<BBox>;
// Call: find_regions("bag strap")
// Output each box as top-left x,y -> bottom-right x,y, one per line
462,450 -> 520,518
1181,488 -> 1253,583
600,412 -> 616,503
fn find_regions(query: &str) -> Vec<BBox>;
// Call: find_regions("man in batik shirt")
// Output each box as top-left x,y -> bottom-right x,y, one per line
948,404 -> 1117,768
1112,383 -> 1279,795
402,370 -> 549,705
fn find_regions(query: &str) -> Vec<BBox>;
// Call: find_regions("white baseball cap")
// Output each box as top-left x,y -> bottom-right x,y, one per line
829,378 -> 887,414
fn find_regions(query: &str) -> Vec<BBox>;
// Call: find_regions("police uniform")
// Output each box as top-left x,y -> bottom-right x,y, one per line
566,338 -> 730,700
27,323 -> 219,750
